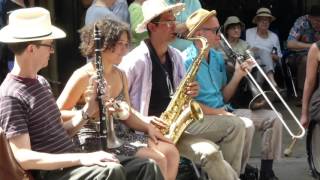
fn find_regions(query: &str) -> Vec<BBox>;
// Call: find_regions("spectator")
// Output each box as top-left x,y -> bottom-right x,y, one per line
85,0 -> 129,25
166,0 -> 202,51
128,0 -> 147,48
246,7 -> 283,90
286,4 -> 320,97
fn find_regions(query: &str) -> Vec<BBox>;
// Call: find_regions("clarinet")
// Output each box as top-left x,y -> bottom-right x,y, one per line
94,24 -> 108,150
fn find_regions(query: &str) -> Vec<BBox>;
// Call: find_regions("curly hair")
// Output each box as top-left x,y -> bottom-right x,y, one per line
79,18 -> 131,58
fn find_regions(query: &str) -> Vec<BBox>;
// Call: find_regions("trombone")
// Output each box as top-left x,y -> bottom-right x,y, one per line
219,33 -> 305,139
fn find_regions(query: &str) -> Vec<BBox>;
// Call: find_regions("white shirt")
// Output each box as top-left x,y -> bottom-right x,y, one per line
246,27 -> 282,58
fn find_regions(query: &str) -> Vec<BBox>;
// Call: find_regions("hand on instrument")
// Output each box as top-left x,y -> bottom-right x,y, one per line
186,81 -> 199,97
149,116 -> 169,130
83,76 -> 100,119
80,151 -> 119,167
84,76 -> 113,120
147,124 -> 173,145
234,59 -> 255,77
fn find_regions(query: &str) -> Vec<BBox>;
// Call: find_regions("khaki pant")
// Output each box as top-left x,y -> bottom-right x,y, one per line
234,109 -> 283,173
33,156 -> 164,180
177,115 -> 246,180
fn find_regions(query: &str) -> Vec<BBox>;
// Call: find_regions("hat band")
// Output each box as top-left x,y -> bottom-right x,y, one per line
13,32 -> 52,40
257,11 -> 271,15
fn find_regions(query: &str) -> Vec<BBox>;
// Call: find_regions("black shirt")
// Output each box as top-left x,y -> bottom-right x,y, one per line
145,40 -> 174,117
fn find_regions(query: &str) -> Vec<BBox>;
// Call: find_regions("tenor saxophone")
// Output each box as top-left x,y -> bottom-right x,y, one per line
160,36 -> 208,144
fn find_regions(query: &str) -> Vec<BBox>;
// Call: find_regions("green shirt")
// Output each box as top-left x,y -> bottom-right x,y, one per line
128,2 -> 148,48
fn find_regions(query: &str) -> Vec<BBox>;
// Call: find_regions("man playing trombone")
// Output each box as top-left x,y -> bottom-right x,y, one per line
183,9 -> 283,180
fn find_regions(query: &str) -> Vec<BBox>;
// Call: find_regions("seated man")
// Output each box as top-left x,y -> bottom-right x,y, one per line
0,7 -> 163,180
183,8 -> 283,180
246,7 -> 283,90
286,5 -> 320,96
119,0 -> 246,179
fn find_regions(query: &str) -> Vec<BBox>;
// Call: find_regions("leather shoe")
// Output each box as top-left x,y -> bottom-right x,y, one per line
259,170 -> 279,180
240,164 -> 259,180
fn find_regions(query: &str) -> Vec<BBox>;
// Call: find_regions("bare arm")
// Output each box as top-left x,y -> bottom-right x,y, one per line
62,104 -> 95,136
58,66 -> 99,135
287,40 -> 312,51
300,43 -> 320,127
223,62 -> 246,102
9,133 -> 118,170
57,66 -> 91,116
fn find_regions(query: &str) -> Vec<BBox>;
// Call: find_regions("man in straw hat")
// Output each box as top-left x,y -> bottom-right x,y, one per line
0,7 -> 164,180
120,0 -> 246,179
183,8 -> 283,180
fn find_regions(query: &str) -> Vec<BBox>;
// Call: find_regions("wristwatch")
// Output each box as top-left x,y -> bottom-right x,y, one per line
81,109 -> 92,121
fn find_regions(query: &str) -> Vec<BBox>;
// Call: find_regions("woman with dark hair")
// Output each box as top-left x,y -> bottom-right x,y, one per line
57,18 -> 179,180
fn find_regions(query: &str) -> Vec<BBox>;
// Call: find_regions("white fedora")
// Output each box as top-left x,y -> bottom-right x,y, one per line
135,0 -> 185,33
0,7 -> 66,43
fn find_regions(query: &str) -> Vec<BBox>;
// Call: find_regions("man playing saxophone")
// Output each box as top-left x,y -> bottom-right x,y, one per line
182,9 -> 283,180
119,0 -> 246,179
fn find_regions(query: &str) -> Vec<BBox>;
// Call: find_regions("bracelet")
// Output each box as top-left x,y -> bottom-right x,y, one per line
81,109 -> 93,121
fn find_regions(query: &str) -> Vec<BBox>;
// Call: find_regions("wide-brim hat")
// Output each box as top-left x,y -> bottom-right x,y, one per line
135,0 -> 185,33
252,7 -> 276,24
185,8 -> 217,38
0,7 -> 66,43
223,16 -> 245,33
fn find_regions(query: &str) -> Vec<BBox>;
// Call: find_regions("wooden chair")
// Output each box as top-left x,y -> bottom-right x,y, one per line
0,127 -> 33,180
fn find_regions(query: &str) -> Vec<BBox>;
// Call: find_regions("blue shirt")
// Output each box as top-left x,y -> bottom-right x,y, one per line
183,44 -> 227,108
166,0 -> 201,51
85,4 -> 118,25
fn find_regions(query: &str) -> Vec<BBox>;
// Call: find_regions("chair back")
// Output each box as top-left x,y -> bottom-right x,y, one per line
0,127 -> 32,180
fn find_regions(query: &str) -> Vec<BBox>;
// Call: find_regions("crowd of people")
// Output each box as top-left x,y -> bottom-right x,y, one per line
0,0 -> 320,180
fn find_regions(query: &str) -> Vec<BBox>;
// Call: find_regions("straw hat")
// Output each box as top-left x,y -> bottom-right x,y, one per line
252,7 -> 276,24
185,8 -> 217,38
223,16 -> 245,33
135,0 -> 185,33
0,7 -> 66,43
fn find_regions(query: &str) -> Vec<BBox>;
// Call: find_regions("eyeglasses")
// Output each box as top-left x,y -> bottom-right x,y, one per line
152,20 -> 177,28
36,43 -> 55,51
201,26 -> 221,35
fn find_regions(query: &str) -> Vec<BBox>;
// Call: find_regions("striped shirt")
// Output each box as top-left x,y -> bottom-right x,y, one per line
0,74 -> 74,153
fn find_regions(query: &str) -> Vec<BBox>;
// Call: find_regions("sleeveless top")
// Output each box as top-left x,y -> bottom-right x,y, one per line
75,68 -> 148,156
309,41 -> 320,121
